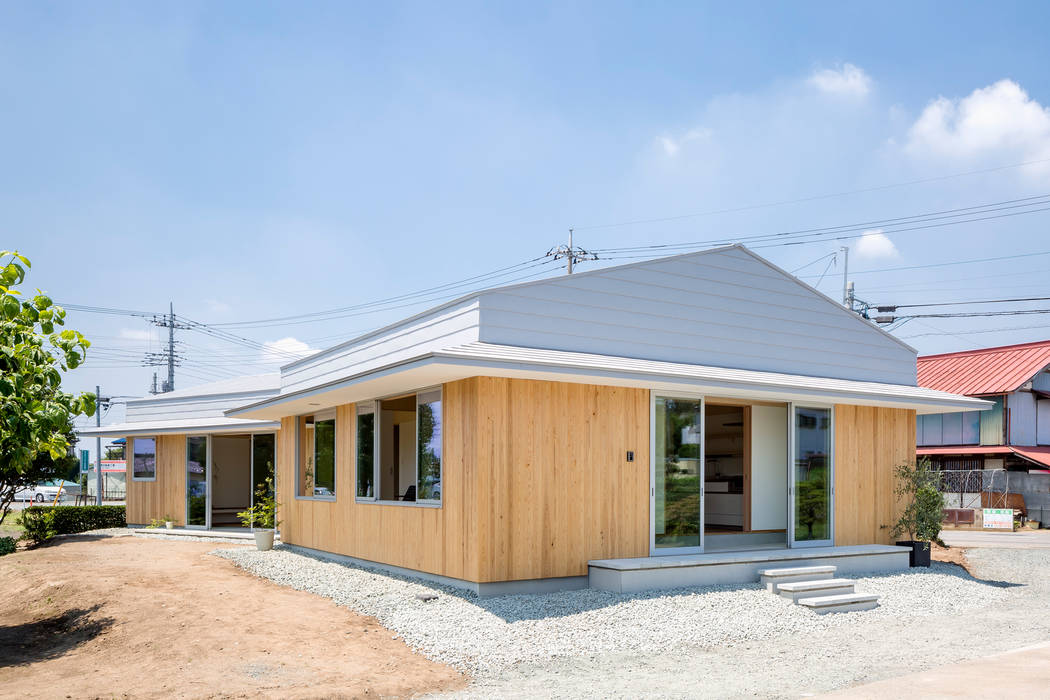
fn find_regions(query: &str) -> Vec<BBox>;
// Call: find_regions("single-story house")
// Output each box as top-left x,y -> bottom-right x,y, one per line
81,245 -> 985,593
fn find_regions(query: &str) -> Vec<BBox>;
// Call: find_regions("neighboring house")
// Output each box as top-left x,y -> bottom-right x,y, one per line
81,245 -> 983,594
81,374 -> 281,527
916,341 -> 1050,521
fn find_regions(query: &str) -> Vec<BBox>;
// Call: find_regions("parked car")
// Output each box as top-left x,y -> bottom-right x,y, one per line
15,480 -> 81,503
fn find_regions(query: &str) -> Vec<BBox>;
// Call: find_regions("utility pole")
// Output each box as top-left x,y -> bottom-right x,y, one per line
146,302 -> 185,392
166,302 -> 175,392
840,246 -> 849,307
95,385 -> 104,506
547,228 -> 598,275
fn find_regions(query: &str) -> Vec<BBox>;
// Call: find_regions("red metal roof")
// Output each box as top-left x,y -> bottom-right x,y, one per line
917,445 -> 1050,468
917,340 -> 1050,395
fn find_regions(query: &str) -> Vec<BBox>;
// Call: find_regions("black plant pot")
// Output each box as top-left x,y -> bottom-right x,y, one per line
896,540 -> 932,568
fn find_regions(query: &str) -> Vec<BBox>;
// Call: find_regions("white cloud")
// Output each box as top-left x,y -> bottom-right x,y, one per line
808,63 -> 872,98
261,336 -> 315,363
658,127 -> 712,157
119,328 -> 152,341
206,299 -> 231,314
905,79 -> 1050,175
853,230 -> 899,260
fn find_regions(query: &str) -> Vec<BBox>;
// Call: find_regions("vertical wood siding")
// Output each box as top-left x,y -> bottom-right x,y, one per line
833,405 -> 915,546
125,434 -> 186,526
277,386 -> 481,581
277,377 -> 650,583
469,378 -> 650,581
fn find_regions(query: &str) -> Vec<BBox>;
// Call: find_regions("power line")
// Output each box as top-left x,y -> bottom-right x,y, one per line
888,296 -> 1050,310
591,194 -> 1050,257
572,156 -> 1050,232
799,249 -> 1050,279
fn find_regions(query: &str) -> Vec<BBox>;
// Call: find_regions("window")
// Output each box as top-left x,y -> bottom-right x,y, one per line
132,437 -> 156,481
918,411 -> 982,446
297,409 -> 336,498
356,388 -> 442,505
356,403 -> 375,498
980,397 -> 1005,446
416,389 -> 442,502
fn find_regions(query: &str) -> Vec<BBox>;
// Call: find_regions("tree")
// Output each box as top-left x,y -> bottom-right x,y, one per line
891,458 -> 944,544
0,250 -> 95,522
0,419 -> 79,524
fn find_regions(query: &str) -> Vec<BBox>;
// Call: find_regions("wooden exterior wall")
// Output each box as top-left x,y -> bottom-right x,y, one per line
277,377 -> 650,583
275,380 -> 917,582
125,434 -> 187,526
833,405 -> 916,546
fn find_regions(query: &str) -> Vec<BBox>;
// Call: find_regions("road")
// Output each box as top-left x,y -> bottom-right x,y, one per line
941,528 -> 1050,549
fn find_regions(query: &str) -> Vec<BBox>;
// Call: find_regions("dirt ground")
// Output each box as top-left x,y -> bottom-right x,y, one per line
931,540 -> 973,574
0,535 -> 465,699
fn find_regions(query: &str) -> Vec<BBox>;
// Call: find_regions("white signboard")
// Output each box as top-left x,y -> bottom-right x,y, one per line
983,508 -> 1013,529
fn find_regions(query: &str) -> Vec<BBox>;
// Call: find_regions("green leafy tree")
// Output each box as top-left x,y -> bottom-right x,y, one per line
0,251 -> 95,522
891,458 -> 944,544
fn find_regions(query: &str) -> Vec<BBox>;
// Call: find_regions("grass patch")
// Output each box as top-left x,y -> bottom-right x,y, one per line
0,518 -> 25,540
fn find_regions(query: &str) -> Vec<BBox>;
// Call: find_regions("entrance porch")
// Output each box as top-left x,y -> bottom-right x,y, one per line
588,544 -> 910,593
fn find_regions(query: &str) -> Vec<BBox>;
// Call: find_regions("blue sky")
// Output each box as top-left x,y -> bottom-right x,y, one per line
5,1 -> 1050,439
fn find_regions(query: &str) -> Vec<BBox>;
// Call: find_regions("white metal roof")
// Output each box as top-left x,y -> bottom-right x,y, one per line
228,341 -> 988,420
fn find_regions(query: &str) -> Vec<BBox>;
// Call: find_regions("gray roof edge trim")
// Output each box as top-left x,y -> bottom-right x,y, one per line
229,342 -> 985,418
732,246 -> 918,356
429,353 -> 988,411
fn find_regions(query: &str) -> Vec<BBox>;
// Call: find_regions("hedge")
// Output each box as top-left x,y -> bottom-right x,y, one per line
20,505 -> 126,544
0,536 -> 15,556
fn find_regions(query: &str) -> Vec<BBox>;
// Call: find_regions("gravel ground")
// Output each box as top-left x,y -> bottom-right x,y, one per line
215,544 -> 1027,695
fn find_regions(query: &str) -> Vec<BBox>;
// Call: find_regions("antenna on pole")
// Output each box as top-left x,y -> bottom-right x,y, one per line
547,228 -> 598,275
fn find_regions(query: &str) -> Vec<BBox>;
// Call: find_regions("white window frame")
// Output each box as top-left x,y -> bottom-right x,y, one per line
296,408 -> 337,501
130,436 -> 158,482
355,387 -> 443,509
786,403 -> 835,549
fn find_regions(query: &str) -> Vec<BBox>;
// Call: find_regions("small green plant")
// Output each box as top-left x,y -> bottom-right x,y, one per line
147,518 -> 165,529
237,477 -> 279,530
20,509 -> 58,544
0,536 -> 16,556
891,458 -> 943,545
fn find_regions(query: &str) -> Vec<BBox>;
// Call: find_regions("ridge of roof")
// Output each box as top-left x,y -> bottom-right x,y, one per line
918,339 -> 1050,361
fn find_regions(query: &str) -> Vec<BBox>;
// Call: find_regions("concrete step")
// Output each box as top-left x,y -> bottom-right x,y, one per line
797,592 -> 879,614
758,565 -> 837,592
777,578 -> 856,603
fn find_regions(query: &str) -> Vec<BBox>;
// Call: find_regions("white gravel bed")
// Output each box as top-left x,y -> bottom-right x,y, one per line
214,545 -> 1012,676
137,532 -> 252,544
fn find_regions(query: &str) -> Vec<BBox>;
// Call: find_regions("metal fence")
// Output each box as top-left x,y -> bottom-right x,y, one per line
936,468 -> 1010,510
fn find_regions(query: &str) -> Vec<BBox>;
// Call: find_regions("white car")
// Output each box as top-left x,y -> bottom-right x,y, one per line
16,480 -> 80,503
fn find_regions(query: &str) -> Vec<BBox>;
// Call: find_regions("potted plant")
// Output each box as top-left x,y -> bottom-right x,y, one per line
891,458 -> 943,567
164,515 -> 175,530
237,476 -> 279,551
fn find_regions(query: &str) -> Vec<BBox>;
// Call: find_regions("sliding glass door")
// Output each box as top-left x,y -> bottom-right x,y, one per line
250,433 -> 276,531
788,405 -> 834,547
186,436 -> 209,529
652,395 -> 704,554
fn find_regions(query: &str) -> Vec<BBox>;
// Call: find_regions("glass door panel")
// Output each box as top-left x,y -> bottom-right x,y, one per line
653,396 -> 704,552
250,433 -> 276,531
790,406 -> 833,546
186,436 -> 209,528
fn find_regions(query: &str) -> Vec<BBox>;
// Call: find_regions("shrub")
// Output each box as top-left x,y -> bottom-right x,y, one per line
0,536 -> 15,556
20,505 -> 125,544
891,458 -> 943,544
